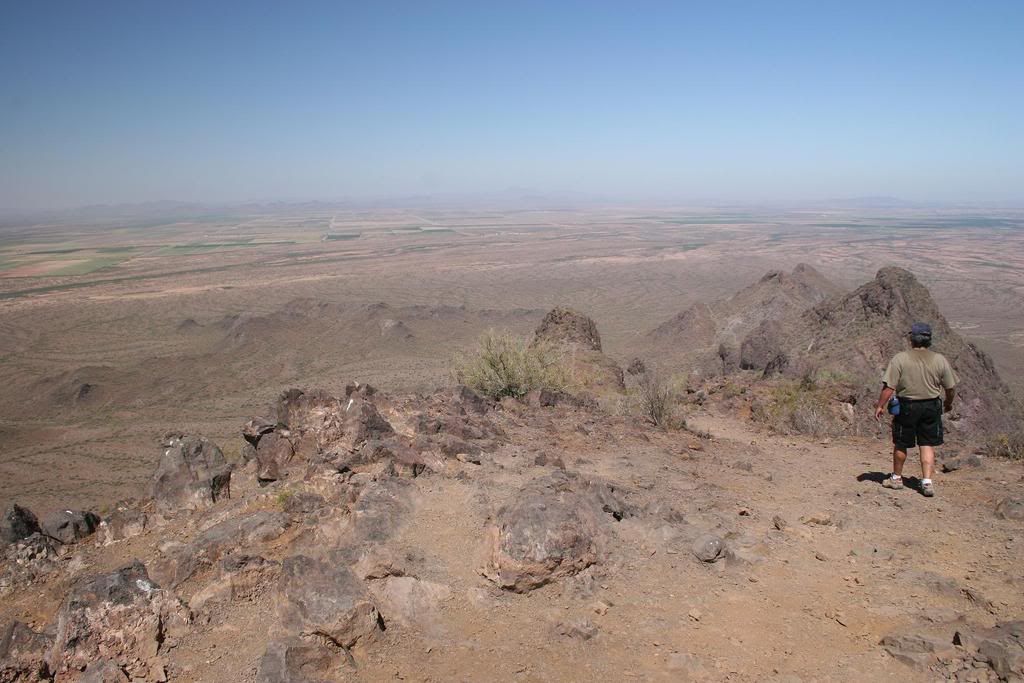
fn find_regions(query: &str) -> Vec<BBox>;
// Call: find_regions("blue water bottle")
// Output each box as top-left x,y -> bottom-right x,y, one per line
888,396 -> 900,416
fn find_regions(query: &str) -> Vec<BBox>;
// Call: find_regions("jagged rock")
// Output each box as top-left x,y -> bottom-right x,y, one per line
40,509 -> 100,545
1,505 -> 41,546
256,431 -> 295,483
256,638 -> 346,683
272,388 -> 394,455
880,632 -> 954,668
995,497 -> 1024,521
483,472 -> 625,592
151,434 -> 232,515
152,510 -> 289,588
242,417 -> 277,447
96,505 -> 148,546
48,561 -> 190,680
0,534 -> 58,597
973,621 -> 1024,680
79,659 -> 130,682
692,534 -> 726,562
276,555 -> 382,649
534,307 -> 603,352
0,620 -> 52,682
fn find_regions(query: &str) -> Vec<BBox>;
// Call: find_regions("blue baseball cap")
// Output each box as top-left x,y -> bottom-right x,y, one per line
910,322 -> 932,336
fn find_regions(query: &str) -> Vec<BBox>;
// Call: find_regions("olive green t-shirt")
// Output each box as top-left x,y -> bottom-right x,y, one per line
882,349 -> 958,400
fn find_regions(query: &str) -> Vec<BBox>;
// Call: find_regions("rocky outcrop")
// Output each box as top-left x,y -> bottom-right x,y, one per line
648,264 -> 840,376
1,505 -> 41,547
534,307 -> 603,352
0,620 -> 52,682
483,472 -> 630,592
532,308 -> 624,395
151,434 -> 232,515
152,510 -> 290,588
47,561 -> 190,680
741,267 -> 1022,435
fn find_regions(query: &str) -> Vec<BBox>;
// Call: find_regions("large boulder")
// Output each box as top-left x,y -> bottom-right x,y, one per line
0,620 -> 52,682
47,561 -> 190,680
275,555 -> 383,650
483,472 -> 627,592
1,505 -> 41,546
40,509 -> 100,545
151,434 -> 232,515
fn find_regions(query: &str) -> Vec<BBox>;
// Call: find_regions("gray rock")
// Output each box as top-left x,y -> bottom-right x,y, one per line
40,509 -> 100,544
151,434 -> 232,515
0,620 -> 52,682
942,455 -> 984,473
880,632 -> 953,667
995,497 -> 1024,521
276,555 -> 382,650
48,561 -> 190,680
1,505 -> 41,546
692,534 -> 726,563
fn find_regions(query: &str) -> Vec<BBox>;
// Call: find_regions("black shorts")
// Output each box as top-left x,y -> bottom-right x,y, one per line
892,398 -> 943,449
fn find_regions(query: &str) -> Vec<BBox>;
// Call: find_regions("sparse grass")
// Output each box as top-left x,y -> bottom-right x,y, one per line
275,490 -> 293,509
756,379 -> 836,438
984,431 -> 1024,460
452,330 -> 569,400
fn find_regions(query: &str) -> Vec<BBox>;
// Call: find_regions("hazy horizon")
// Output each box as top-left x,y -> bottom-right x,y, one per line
3,1 -> 1023,210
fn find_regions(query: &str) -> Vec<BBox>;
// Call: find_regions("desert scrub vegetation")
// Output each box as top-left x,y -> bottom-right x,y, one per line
984,430 -> 1024,460
754,379 -> 841,438
452,330 -> 569,400
630,365 -> 688,429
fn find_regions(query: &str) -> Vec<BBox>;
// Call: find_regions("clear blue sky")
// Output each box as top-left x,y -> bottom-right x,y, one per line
2,1 -> 1022,209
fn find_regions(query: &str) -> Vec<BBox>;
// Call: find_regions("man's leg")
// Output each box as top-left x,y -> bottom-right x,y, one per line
884,446 -> 908,489
919,446 -> 935,480
893,447 -> 908,477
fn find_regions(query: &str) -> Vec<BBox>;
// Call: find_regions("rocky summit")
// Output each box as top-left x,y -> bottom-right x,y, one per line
1,273 -> 1022,683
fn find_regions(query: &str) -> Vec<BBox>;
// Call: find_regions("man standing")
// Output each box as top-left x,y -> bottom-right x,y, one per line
874,322 -> 957,497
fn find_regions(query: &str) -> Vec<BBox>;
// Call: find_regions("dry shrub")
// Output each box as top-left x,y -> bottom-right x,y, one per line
984,430 -> 1024,460
453,330 -> 568,400
637,367 -> 674,427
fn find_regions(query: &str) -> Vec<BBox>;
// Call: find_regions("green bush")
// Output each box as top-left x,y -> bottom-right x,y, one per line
453,330 -> 568,400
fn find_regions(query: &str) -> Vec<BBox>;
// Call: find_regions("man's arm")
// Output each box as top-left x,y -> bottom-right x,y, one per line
874,384 -> 895,421
943,387 -> 955,413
